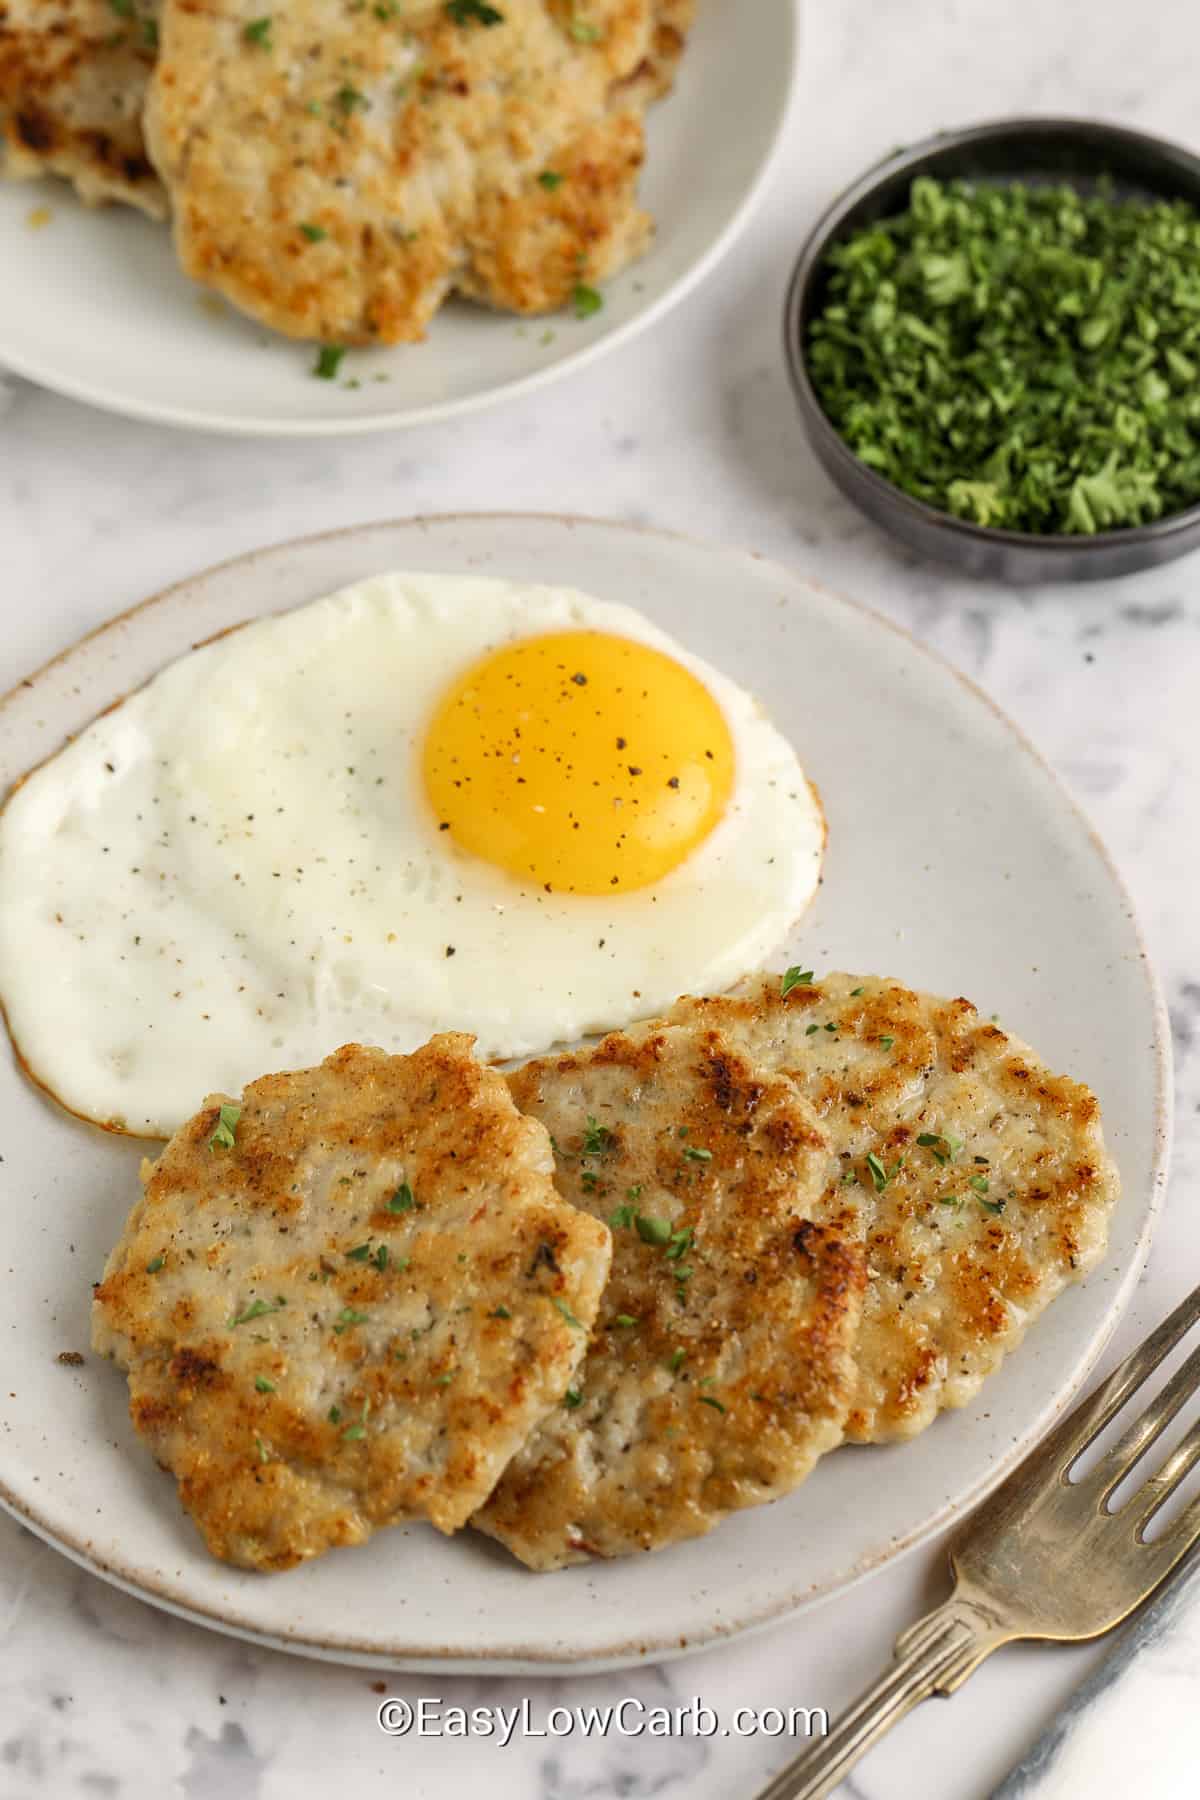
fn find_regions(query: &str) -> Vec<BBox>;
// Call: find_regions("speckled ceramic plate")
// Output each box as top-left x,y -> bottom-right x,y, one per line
0,516 -> 1169,1672
0,2 -> 797,436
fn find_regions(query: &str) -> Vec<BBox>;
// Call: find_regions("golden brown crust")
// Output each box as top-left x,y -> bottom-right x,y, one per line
456,108 -> 651,314
474,1021 -> 865,1570
92,1035 -> 611,1570
612,0 -> 691,104
145,0 -> 690,343
0,0 -> 165,216
669,974 -> 1120,1443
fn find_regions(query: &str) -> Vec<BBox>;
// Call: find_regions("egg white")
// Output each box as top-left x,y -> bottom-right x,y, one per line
0,573 -> 824,1135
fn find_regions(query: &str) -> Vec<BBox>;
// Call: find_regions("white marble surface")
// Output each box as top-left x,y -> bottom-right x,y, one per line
2,1 -> 1199,1794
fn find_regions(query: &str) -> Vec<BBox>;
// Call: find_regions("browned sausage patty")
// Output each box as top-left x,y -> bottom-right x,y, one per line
92,1035 -> 611,1570
474,1019 -> 865,1570
145,0 -> 692,343
0,0 -> 165,215
669,973 -> 1120,1443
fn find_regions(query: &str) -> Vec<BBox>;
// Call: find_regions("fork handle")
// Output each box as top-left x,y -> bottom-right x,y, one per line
752,1591 -> 1011,1800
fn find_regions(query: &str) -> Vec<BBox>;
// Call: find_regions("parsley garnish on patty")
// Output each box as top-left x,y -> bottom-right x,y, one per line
445,0 -> 504,23
209,1103 -> 241,1151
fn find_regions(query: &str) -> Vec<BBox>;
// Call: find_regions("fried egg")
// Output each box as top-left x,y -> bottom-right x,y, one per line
0,573 -> 824,1136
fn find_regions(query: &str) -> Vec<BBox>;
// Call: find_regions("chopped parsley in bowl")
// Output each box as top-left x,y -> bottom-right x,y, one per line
785,118 -> 1200,580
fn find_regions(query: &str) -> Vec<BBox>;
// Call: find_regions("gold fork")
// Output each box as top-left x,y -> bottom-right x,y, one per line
756,1282 -> 1200,1800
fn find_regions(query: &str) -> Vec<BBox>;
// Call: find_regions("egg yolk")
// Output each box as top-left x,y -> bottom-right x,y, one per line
421,631 -> 736,894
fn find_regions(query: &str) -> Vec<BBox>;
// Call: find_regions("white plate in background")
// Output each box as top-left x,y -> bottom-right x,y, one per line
0,2 -> 797,435
0,514 -> 1169,1670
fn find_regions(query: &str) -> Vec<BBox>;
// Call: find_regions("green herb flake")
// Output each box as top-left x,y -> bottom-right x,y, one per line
145,1255 -> 165,1274
142,17 -> 159,47
254,1434 -> 270,1463
634,1213 -> 673,1246
613,1313 -> 638,1328
488,1305 -> 511,1319
538,170 -> 564,191
865,1151 -> 890,1193
313,344 -> 346,380
551,1296 -> 585,1330
328,1405 -> 342,1423
698,1394 -> 726,1413
917,1131 -> 958,1167
805,1023 -> 820,1036
780,967 -> 814,997
445,0 -> 504,21
563,1387 -> 584,1409
607,1203 -> 635,1230
388,1182 -> 415,1213
571,282 -> 603,318
849,986 -> 864,996
299,222 -> 327,242
345,1242 -> 373,1262
969,1174 -> 990,1194
108,0 -> 133,15
979,1195 -> 1008,1216
243,16 -> 273,48
682,1145 -> 713,1163
668,1347 -> 687,1372
255,1376 -> 275,1393
582,1114 -> 615,1155
209,1102 -> 241,1151
879,1035 -> 894,1051
332,1307 -> 368,1334
229,1297 -> 285,1327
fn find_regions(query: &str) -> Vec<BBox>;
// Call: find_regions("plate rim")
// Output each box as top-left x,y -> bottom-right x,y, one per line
0,512 -> 1172,1671
0,2 -> 800,438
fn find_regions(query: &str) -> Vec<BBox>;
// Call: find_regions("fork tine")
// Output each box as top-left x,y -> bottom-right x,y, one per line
1131,1415 -> 1200,1533
1091,1338 -> 1200,1503
1039,1284 -> 1200,1478
965,1284 -> 1200,1508
1148,1487 -> 1200,1568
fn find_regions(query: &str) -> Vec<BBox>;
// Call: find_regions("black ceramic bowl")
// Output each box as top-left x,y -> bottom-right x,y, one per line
784,117 -> 1200,583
